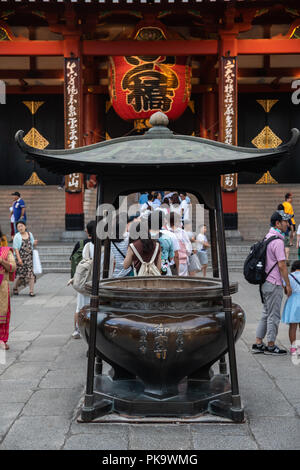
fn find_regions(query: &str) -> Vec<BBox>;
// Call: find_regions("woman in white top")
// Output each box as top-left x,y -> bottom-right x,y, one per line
196,224 -> 210,277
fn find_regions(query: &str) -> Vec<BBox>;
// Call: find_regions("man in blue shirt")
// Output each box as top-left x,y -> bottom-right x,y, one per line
12,192 -> 26,231
139,192 -> 149,205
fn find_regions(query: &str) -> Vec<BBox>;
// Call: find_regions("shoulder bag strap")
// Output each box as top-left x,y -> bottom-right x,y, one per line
150,242 -> 159,264
130,243 -> 144,263
290,273 -> 300,286
112,241 -> 126,259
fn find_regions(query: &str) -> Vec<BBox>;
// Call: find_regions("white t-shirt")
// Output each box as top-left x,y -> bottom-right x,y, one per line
170,203 -> 181,216
197,233 -> 208,251
180,199 -> 190,221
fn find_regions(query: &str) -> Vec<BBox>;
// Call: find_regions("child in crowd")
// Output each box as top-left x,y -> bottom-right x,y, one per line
282,260 -> 300,356
196,224 -> 210,277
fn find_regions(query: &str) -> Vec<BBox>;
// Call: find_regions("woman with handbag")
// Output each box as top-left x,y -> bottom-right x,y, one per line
184,222 -> 202,277
71,220 -> 96,339
12,220 -> 38,297
0,246 -> 16,349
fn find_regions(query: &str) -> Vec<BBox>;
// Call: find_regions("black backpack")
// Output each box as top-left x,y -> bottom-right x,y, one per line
243,235 -> 280,285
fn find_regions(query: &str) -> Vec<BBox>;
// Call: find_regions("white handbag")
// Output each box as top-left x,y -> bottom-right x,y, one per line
188,252 -> 202,273
33,249 -> 43,275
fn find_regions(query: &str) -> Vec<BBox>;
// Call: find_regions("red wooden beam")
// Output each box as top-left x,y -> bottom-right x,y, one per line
238,39 -> 300,55
1,39 -> 300,57
0,41 -> 63,56
82,40 -> 218,56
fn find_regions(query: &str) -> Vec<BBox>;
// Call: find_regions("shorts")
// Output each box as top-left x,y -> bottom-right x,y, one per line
284,235 -> 290,248
197,251 -> 208,265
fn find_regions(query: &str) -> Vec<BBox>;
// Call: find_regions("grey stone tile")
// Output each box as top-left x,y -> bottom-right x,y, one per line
33,335 -> 70,348
192,434 -> 258,450
18,346 -> 61,362
39,369 -> 85,389
1,416 -> 70,450
0,379 -> 36,403
70,422 -> 129,435
129,425 -> 191,450
0,403 -> 24,439
191,423 -> 250,435
239,384 -> 294,418
22,388 -> 83,417
249,417 -> 300,450
0,363 -> 49,381
64,426 -> 129,450
8,331 -> 41,342
274,378 -> 300,402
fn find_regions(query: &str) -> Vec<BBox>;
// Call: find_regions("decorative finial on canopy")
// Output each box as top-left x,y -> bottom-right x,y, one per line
149,112 -> 169,127
147,112 -> 172,136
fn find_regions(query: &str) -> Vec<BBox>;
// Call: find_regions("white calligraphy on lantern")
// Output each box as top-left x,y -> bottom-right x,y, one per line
66,61 -> 79,150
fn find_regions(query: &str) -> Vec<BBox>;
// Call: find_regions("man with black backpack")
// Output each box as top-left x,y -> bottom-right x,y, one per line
252,211 -> 292,355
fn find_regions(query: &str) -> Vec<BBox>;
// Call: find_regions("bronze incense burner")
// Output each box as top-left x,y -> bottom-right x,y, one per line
78,277 -> 245,417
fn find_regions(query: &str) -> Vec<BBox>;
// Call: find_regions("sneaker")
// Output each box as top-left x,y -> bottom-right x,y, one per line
72,328 -> 81,339
264,345 -> 287,355
290,346 -> 297,356
251,343 -> 267,354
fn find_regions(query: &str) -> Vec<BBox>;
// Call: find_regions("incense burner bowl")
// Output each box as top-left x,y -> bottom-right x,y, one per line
79,277 -> 245,399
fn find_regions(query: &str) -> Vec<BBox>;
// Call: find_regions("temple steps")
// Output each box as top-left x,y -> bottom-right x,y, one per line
238,184 -> 300,240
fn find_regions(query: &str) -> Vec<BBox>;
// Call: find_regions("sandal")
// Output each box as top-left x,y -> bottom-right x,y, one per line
29,292 -> 35,297
13,289 -> 18,295
4,343 -> 9,350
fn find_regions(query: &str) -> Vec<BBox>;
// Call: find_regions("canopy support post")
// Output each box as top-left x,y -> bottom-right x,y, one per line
209,208 -> 219,278
208,184 -> 244,423
209,207 -> 227,375
81,178 -> 111,421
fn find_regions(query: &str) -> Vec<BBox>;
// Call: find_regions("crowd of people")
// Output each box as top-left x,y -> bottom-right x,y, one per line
69,190 -> 210,339
1,187 -> 299,359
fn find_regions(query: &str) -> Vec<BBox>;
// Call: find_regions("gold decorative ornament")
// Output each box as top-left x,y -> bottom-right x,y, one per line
256,99 -> 279,113
23,128 -> 49,150
22,101 -> 45,115
256,171 -> 278,185
24,172 -> 46,186
252,126 -> 282,150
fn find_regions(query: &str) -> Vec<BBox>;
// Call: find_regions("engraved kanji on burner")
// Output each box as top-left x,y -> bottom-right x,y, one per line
154,323 -> 169,360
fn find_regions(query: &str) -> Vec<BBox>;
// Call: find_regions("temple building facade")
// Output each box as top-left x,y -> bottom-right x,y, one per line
0,0 -> 300,231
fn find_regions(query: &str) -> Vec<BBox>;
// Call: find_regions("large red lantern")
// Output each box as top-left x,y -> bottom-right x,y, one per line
108,55 -> 191,121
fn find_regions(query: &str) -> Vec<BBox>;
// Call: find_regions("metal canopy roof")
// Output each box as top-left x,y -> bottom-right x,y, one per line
15,113 -> 300,178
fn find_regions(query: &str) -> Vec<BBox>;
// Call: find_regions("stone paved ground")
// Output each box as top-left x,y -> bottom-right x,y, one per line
0,272 -> 299,450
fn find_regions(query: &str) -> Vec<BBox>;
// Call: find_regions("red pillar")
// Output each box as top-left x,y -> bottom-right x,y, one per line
218,33 -> 238,231
63,35 -> 84,232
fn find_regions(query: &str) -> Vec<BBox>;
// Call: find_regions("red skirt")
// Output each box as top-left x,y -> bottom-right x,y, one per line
0,296 -> 11,344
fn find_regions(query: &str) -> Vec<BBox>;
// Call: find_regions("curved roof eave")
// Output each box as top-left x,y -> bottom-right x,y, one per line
15,127 -> 300,176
